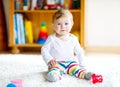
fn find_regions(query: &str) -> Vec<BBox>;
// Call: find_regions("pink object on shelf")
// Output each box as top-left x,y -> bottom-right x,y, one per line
92,74 -> 103,84
10,79 -> 22,87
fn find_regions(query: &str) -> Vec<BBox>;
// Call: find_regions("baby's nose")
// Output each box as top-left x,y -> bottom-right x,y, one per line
61,24 -> 65,28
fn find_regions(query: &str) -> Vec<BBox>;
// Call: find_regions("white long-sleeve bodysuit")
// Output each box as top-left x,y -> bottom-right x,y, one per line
41,33 -> 85,66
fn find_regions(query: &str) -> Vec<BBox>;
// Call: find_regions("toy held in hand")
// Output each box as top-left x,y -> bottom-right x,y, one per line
92,74 -> 103,84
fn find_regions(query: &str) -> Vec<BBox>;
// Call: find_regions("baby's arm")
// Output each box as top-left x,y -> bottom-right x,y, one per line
41,36 -> 54,65
74,37 -> 85,67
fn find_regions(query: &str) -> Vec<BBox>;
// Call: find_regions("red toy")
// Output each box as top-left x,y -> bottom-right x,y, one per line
42,0 -> 62,10
92,74 -> 103,84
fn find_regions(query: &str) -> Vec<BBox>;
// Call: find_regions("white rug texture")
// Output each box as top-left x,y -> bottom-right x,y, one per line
0,53 -> 120,87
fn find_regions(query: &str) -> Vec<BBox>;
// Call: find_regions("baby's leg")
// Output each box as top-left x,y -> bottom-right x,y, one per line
67,61 -> 88,79
47,66 -> 62,82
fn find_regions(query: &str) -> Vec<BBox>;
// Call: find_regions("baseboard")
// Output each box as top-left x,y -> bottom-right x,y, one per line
85,46 -> 120,54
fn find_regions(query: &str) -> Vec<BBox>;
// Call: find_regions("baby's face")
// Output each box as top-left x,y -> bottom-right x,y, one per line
53,16 -> 73,37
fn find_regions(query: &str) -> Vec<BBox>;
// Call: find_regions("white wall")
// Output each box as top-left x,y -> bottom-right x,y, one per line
85,0 -> 120,46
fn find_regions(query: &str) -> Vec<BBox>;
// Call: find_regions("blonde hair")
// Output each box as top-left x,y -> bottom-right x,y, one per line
52,9 -> 73,24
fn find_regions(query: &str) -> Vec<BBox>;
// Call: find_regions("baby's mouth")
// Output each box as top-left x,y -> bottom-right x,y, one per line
61,30 -> 66,31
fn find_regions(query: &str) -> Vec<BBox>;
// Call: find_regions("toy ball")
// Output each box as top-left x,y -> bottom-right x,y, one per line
6,83 -> 16,87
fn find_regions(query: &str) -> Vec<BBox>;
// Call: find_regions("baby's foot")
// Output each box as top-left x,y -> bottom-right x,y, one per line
84,72 -> 93,80
47,72 -> 61,82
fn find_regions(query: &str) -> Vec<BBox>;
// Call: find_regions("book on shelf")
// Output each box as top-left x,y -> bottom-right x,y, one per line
14,0 -> 24,10
23,0 -> 32,10
31,0 -> 37,10
13,13 -> 19,44
14,13 -> 21,44
72,0 -> 80,9
24,20 -> 33,44
13,13 -> 26,44
19,14 -> 26,44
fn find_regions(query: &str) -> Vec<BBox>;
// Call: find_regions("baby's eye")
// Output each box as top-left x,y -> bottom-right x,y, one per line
57,23 -> 61,25
65,23 -> 68,25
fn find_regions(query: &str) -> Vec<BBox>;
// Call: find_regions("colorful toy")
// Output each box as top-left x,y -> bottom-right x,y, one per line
37,22 -> 48,44
7,79 -> 22,87
6,83 -> 16,87
42,0 -> 62,10
92,74 -> 103,84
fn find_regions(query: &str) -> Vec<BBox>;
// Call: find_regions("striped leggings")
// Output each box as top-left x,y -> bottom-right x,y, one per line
47,61 -> 86,82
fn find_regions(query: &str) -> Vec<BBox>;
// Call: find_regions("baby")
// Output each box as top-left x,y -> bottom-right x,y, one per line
41,9 -> 103,83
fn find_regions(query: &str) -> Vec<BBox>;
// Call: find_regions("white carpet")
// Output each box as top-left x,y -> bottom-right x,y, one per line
0,53 -> 120,87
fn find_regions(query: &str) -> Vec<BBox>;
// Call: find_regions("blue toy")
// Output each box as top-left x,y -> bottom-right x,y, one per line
6,83 -> 16,87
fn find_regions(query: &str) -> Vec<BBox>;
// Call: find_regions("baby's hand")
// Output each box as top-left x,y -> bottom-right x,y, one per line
48,59 -> 56,67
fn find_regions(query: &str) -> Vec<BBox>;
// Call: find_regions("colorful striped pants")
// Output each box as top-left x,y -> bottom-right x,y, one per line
47,61 -> 86,82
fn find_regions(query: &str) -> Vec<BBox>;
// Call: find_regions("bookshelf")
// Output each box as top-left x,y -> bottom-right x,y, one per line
7,0 -> 84,54
0,0 -> 8,52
